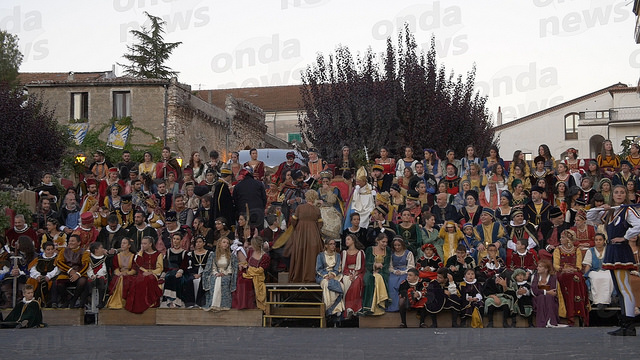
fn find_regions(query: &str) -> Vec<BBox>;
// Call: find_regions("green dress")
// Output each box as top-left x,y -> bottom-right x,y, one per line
360,246 -> 391,315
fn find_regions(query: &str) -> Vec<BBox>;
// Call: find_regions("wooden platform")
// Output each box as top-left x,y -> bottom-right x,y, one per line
1,308 -> 85,326
155,308 -> 263,326
358,311 -> 533,328
98,308 -> 157,326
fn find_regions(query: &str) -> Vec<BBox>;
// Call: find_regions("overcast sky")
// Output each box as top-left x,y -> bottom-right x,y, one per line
2,0 -> 638,124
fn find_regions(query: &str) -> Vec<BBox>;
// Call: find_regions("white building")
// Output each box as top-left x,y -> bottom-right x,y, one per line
494,83 -> 640,162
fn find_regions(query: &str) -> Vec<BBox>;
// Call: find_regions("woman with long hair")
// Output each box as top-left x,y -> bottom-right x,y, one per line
126,236 -> 163,314
531,259 -> 561,327
138,151 -> 156,179
509,150 -> 530,178
552,229 -> 589,326
597,139 -> 620,179
587,185 -> 640,335
538,144 -> 556,172
187,151 -> 205,184
202,237 -> 238,310
107,237 -> 137,309
482,145 -> 504,176
316,238 -> 344,317
341,234 -> 365,318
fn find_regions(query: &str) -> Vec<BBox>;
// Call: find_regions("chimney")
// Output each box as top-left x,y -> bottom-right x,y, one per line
67,71 -> 74,81
497,106 -> 502,126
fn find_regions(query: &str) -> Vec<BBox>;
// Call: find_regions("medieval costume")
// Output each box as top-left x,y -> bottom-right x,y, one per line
202,252 -> 238,310
106,250 -> 136,309
125,249 -> 163,314
340,248 -> 365,317
316,250 -> 344,316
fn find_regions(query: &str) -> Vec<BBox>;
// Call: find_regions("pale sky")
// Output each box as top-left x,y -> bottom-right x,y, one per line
2,0 -> 638,124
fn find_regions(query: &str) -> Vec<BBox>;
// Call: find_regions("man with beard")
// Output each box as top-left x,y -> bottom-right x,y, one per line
59,193 -> 81,235
116,150 -> 138,181
130,178 -> 147,213
113,194 -> 135,229
370,164 -> 393,194
158,211 -> 190,253
127,210 -> 157,252
96,214 -> 128,253
33,197 -> 59,237
80,178 -> 99,214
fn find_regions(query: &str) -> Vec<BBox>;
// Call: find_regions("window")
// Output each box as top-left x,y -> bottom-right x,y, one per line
596,111 -> 609,119
564,113 -> 578,140
113,91 -> 131,118
70,92 -> 88,120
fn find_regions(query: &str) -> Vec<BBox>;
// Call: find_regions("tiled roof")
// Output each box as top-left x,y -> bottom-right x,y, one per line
19,72 -> 170,86
196,85 -> 304,111
493,82 -> 633,131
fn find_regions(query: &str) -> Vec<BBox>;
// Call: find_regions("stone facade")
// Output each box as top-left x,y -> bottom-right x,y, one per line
22,72 -> 269,161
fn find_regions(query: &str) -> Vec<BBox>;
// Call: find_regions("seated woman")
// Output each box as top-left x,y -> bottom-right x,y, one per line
202,237 -> 238,311
125,236 -> 163,314
531,259 -> 562,328
162,232 -> 189,308
459,190 -> 482,227
582,233 -> 614,308
386,237 -> 415,312
316,239 -> 344,318
184,235 -> 212,308
106,237 -> 136,309
360,233 -> 391,315
244,236 -> 270,311
341,234 -> 366,318
553,229 -> 589,326
211,217 -> 231,251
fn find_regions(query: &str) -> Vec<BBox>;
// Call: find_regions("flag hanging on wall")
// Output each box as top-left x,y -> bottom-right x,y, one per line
68,123 -> 89,145
107,123 -> 130,149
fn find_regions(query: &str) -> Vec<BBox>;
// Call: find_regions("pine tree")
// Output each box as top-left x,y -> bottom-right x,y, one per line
119,12 -> 182,79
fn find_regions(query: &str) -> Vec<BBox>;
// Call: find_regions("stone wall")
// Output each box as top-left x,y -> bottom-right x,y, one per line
225,95 -> 267,151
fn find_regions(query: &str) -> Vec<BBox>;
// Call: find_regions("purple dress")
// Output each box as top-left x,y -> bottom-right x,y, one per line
531,272 -> 559,327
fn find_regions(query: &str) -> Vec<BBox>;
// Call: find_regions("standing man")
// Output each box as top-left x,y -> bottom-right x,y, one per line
212,168 -> 236,226
234,168 -> 267,230
117,150 -> 138,181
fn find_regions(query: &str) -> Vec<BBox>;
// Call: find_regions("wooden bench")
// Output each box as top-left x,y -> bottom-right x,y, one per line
98,308 -> 157,325
263,283 -> 325,327
1,308 -> 85,326
156,308 -> 263,326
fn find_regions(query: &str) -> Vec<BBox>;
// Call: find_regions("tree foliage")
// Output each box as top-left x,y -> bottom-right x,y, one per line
0,30 -> 23,87
0,84 -> 70,184
298,26 -> 496,164
119,12 -> 182,79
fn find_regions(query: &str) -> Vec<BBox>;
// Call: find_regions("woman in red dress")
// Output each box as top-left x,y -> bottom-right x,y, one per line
243,148 -> 265,182
232,214 -> 259,309
375,147 -> 396,176
125,236 -> 163,314
340,233 -> 365,318
553,229 -> 589,326
243,237 -> 270,311
106,237 -> 137,309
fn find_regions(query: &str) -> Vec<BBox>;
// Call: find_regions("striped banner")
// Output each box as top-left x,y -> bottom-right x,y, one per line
68,123 -> 89,145
107,123 -> 130,149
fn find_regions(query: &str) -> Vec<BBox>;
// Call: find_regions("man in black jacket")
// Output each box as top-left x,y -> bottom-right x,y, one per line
233,168 -> 267,230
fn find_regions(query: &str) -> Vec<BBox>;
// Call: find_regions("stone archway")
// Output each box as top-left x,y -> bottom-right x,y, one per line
589,134 -> 605,159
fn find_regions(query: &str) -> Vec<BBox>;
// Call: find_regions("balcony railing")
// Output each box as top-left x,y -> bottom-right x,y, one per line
579,107 -> 640,126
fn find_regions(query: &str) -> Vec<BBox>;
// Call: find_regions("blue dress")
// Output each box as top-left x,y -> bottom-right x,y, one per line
386,250 -> 412,312
603,206 -> 639,270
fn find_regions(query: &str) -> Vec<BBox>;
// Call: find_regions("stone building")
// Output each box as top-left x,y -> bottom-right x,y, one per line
19,70 -> 283,161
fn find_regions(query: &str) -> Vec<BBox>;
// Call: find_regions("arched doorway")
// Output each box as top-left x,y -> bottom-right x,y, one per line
589,135 -> 605,160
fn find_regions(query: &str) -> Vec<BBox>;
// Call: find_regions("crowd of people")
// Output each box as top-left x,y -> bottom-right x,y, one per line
1,142 -> 640,335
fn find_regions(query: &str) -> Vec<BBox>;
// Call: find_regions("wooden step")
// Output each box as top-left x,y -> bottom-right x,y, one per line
1,308 -> 85,326
98,308 -> 157,325
269,306 -> 323,317
155,308 -> 263,326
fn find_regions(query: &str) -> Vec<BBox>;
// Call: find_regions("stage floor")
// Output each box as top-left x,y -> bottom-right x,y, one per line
0,325 -> 636,359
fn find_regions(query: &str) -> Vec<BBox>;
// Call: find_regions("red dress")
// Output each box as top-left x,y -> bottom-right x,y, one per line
555,248 -> 589,326
126,251 -> 163,314
232,248 -> 268,309
375,158 -> 396,176
341,249 -> 365,316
